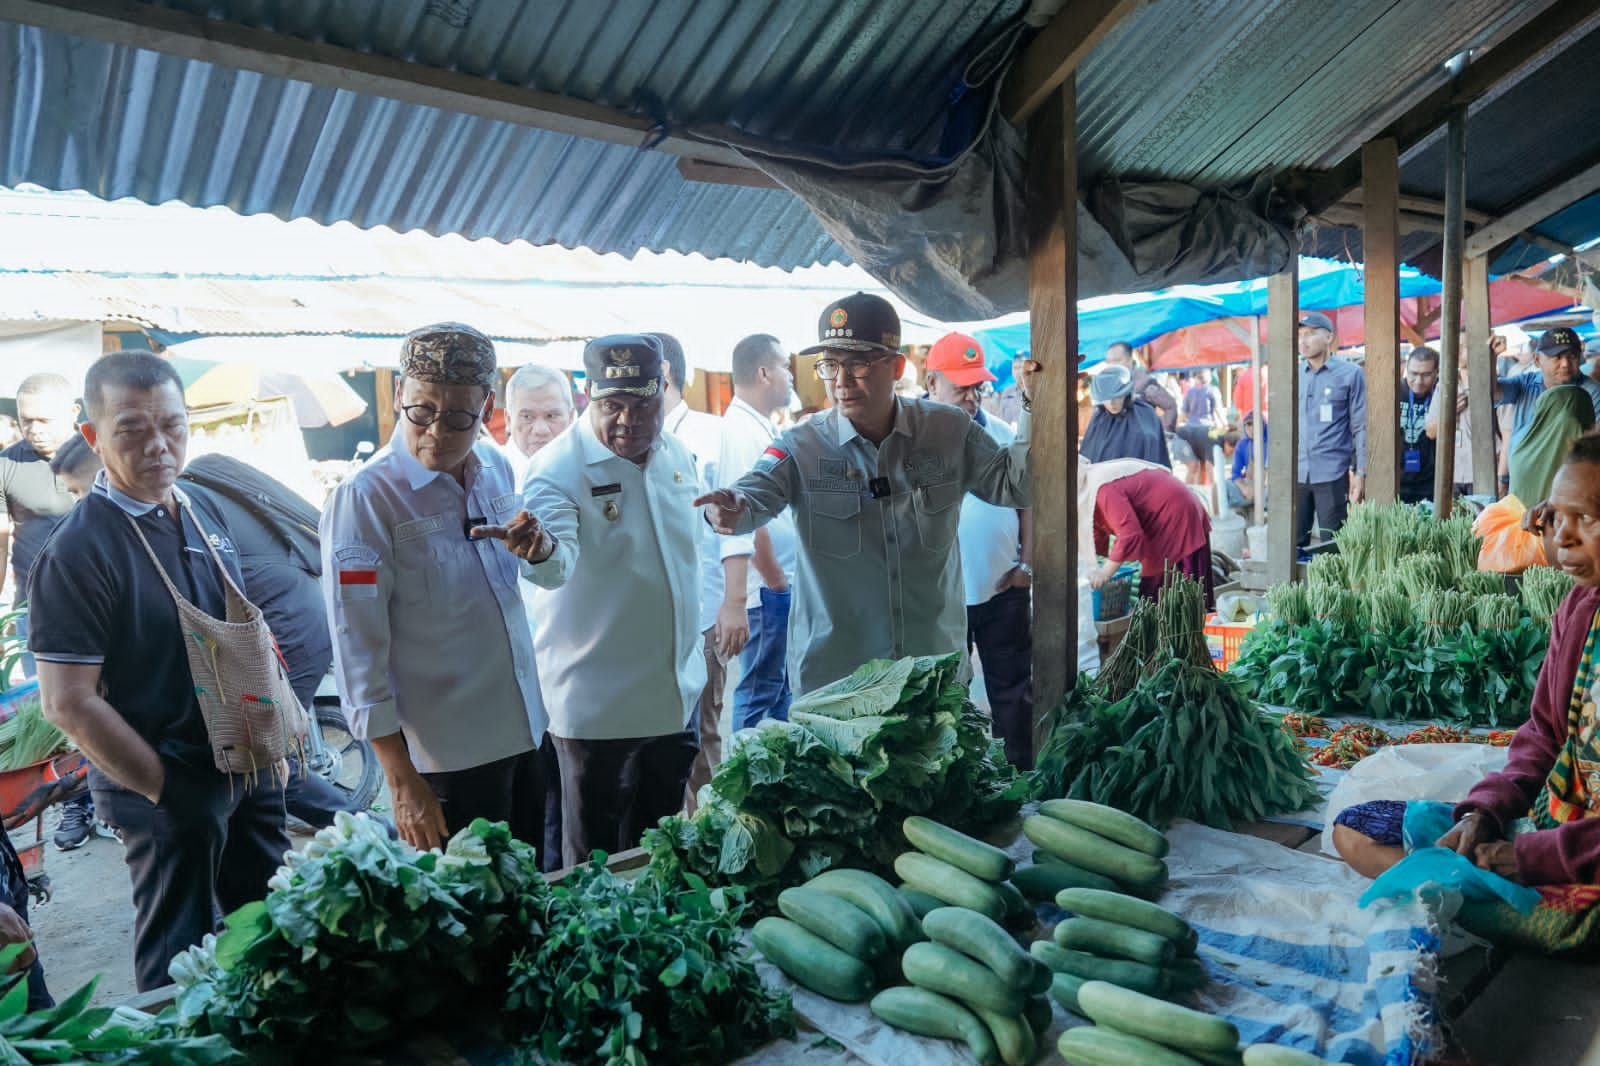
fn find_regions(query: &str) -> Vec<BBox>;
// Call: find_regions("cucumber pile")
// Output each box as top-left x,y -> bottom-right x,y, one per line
754,868 -> 920,1003
895,815 -> 1031,929
1020,800 -> 1170,899
1058,981 -> 1240,1064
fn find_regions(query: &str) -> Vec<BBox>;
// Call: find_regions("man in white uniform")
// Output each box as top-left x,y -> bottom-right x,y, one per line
501,364 -> 575,480
321,323 -> 548,854
719,334 -> 798,728
924,333 -> 1035,769
516,334 -> 705,865
652,332 -> 752,801
697,293 -> 1038,696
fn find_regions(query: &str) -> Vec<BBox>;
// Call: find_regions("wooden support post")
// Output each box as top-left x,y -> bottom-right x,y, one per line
1465,255 -> 1496,496
1267,267 -> 1300,585
374,368 -> 397,445
1363,138 -> 1402,505
1434,109 -> 1467,517
1025,78 -> 1078,731
1248,316 -> 1265,528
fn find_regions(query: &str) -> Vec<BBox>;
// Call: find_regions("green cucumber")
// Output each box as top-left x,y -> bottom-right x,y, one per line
922,907 -> 1038,993
1039,799 -> 1170,857
995,878 -> 1033,926
1193,1049 -> 1247,1066
1166,957 -> 1209,995
1023,816 -> 1167,886
1023,993 -> 1053,1035
869,986 -> 999,1066
900,887 -> 948,918
1241,1047 -> 1338,1066
1057,1025 -> 1208,1065
902,941 -> 1027,1016
1076,980 -> 1240,1054
1056,887 -> 1193,945
895,851 -> 1007,923
806,868 -> 920,948
973,1004 -> 1037,1066
903,815 -> 1016,882
1054,917 -> 1176,967
1014,860 -> 1119,900
752,917 -> 875,1002
1048,971 -> 1086,1013
1029,941 -> 1166,997
777,886 -> 887,960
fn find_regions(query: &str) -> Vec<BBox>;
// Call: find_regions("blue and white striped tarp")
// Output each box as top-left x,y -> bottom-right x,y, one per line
1163,822 -> 1441,1065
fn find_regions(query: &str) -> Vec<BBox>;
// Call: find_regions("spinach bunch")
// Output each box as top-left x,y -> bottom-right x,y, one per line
504,862 -> 792,1066
170,813 -> 543,1053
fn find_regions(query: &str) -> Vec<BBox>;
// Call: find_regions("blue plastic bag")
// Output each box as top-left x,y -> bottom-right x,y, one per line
1359,846 -> 1540,914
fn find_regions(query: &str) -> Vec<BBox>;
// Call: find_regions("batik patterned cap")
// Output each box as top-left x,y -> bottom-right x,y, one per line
399,322 -> 497,386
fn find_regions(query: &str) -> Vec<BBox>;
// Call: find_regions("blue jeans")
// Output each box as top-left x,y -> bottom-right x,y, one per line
734,587 -> 792,731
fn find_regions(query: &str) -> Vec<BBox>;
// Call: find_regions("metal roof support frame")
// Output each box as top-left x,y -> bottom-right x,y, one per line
1267,263 -> 1299,587
1024,76 -> 1078,730
1363,137 -> 1402,507
1434,108 -> 1467,518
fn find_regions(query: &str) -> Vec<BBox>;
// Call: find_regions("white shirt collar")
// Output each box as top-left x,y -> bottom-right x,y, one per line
90,469 -> 190,516
832,396 -> 912,447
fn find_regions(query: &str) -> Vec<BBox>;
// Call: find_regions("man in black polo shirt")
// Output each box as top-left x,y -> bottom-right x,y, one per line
28,351 -> 290,992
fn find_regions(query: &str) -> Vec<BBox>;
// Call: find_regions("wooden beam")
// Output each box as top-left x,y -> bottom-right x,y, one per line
1465,156 -> 1600,259
1307,0 -> 1600,210
1434,110 -> 1468,518
1025,77 -> 1078,733
677,158 -> 781,189
1363,138 -> 1402,507
0,0 -> 755,171
1339,189 -> 1493,226
1465,255 -> 1496,496
1003,0 -> 1143,124
1247,317 -> 1265,529
1266,266 -> 1300,586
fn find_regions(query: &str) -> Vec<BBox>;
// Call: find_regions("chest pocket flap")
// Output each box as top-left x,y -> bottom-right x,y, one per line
809,491 -> 862,559
913,480 -> 962,551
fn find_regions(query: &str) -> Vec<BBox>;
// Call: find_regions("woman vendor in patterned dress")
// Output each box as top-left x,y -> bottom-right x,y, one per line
1333,433 -> 1600,950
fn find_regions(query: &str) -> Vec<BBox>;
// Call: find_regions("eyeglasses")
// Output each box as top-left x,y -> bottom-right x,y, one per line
813,355 -> 891,381
400,403 -> 481,432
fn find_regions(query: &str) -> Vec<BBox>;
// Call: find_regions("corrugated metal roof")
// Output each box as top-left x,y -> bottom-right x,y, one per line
1076,0 -> 1549,185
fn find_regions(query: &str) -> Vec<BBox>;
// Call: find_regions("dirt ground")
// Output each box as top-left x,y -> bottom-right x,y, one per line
25,805 -> 141,1005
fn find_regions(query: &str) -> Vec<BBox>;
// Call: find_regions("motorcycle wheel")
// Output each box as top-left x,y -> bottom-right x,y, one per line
313,702 -> 382,812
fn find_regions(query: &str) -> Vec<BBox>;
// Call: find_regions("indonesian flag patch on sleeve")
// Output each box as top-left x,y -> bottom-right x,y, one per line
755,445 -> 790,472
333,545 -> 381,600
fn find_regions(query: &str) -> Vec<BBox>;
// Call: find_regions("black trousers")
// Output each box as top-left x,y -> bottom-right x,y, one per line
1295,473 -> 1350,550
551,731 -> 699,868
420,747 -> 546,854
95,765 -> 290,992
967,586 -> 1035,770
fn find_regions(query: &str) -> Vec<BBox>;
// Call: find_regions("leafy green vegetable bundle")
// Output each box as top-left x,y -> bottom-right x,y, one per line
645,654 -> 1019,907
505,864 -> 791,1065
172,813 -> 793,1064
1025,576 -> 1322,828
0,691 -> 71,772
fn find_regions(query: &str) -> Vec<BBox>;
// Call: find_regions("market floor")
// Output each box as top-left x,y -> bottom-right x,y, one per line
26,804 -> 140,1006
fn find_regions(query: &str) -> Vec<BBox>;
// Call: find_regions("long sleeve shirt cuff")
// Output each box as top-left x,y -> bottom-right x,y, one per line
351,697 -> 400,743
1015,407 -> 1031,442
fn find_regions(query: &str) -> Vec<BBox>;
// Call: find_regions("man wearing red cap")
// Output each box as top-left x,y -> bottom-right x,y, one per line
924,333 -> 1035,769
696,294 -> 1039,697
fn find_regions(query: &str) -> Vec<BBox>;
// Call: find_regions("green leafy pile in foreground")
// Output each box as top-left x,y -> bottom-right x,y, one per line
506,863 -> 791,1065
1024,575 -> 1321,828
646,654 -> 1019,906
0,944 -> 239,1064
170,813 -> 790,1063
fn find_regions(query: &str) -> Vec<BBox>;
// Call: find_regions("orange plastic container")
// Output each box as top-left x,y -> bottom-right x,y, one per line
1204,615 -> 1256,671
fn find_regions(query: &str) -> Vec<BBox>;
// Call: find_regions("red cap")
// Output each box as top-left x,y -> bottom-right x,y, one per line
925,333 -> 996,387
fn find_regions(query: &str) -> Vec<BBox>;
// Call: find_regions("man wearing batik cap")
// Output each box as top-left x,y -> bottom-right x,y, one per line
321,322 -> 550,857
924,332 -> 1036,768
511,334 -> 705,866
697,294 -> 1040,696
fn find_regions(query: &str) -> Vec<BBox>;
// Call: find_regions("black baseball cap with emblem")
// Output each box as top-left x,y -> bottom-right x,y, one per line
800,292 -> 903,356
1537,326 -> 1583,357
583,334 -> 663,400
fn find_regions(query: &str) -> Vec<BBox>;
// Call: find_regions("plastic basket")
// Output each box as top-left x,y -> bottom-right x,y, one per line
1091,564 -> 1139,620
1204,614 -> 1257,670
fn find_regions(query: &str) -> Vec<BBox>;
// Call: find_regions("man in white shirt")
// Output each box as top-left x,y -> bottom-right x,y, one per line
697,293 -> 1038,696
321,323 -> 548,854
501,364 -> 575,480
651,332 -> 753,802
925,333 -> 1035,769
514,335 -> 705,865
719,334 -> 798,729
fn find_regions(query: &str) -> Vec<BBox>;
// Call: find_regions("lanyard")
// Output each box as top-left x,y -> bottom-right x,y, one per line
1401,387 -> 1428,446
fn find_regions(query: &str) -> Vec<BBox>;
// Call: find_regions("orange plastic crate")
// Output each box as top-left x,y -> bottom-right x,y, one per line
1204,615 -> 1256,670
